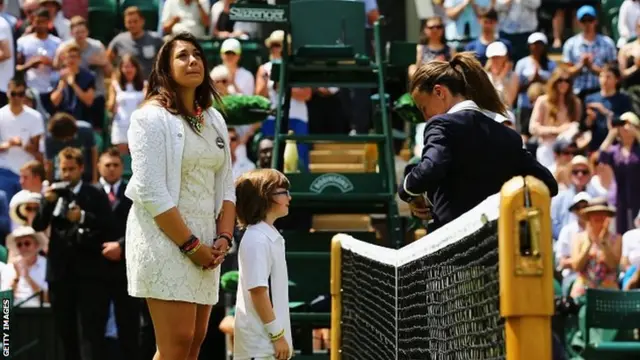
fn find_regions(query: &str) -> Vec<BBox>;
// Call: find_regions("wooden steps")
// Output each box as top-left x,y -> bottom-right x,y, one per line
312,214 -> 372,231
310,149 -> 364,164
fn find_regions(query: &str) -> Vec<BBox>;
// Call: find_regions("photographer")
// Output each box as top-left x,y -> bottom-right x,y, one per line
32,146 -> 115,360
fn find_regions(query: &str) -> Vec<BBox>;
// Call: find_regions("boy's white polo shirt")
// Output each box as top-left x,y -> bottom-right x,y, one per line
234,221 -> 292,359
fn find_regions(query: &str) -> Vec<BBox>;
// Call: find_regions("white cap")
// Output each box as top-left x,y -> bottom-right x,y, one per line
486,41 -> 508,58
220,38 -> 242,55
9,190 -> 42,225
569,192 -> 592,211
527,32 -> 548,45
210,65 -> 230,81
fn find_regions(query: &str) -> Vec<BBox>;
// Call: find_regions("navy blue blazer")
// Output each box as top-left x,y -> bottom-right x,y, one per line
398,104 -> 558,230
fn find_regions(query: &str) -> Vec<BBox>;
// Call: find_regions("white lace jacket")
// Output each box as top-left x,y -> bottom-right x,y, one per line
125,104 -> 236,220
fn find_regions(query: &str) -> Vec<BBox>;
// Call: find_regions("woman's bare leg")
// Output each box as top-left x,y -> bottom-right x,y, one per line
147,298 -> 198,360
186,304 -> 213,360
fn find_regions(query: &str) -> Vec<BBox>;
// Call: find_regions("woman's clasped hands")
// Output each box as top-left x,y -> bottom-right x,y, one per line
187,242 -> 228,270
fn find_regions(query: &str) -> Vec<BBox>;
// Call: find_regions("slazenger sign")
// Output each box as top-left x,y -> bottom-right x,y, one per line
309,173 -> 354,194
229,7 -> 288,23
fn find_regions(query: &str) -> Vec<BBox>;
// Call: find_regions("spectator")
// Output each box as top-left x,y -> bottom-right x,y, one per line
562,5 -> 617,99
107,6 -> 163,78
256,32 -> 311,170
443,0 -> 492,46
529,68 -> 582,168
229,127 -> 255,181
160,0 -> 210,38
8,189 -> 40,228
619,19 -> 640,92
584,64 -> 632,151
551,155 -> 607,239
17,0 -> 58,39
39,0 -> 70,40
555,192 -> 590,295
0,226 -> 48,307
107,54 -> 146,155
32,146 -> 116,360
588,151 -> 615,204
210,0 -> 258,39
0,12 -> 13,107
464,8 -> 512,66
621,210 -> 640,290
514,32 -> 556,134
494,0 -> 540,62
409,16 -> 453,78
50,43 -> 95,122
96,147 -> 140,360
598,111 -> 640,234
257,137 -> 273,169
570,199 -> 621,299
19,160 -> 45,193
58,16 -> 112,132
484,41 -> 518,110
549,139 -> 576,181
210,64 -> 231,95
618,0 -> 640,47
16,7 -> 61,114
0,77 -> 45,201
44,112 -> 97,183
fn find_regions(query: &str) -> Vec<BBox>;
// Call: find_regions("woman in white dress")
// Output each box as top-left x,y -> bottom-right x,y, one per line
107,54 -> 146,154
125,32 -> 236,360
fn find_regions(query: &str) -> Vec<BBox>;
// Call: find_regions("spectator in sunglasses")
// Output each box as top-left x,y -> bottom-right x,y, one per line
0,226 -> 49,307
551,155 -> 609,239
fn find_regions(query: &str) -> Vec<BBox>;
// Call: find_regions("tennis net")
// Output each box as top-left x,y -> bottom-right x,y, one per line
338,193 -> 504,360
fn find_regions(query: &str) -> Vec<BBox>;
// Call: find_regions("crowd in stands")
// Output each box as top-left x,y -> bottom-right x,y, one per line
0,0 -> 637,358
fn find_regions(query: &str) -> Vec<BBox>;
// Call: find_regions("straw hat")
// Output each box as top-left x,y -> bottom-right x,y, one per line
579,198 -> 616,217
264,30 -> 291,48
9,190 -> 42,225
6,226 -> 46,252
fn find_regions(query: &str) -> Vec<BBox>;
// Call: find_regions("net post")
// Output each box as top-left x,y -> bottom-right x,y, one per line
499,176 -> 554,360
330,234 -> 345,360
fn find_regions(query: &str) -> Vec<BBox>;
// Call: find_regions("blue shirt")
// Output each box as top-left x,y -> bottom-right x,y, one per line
562,33 -> 617,92
50,68 -> 96,122
464,38 -> 512,66
584,92 -> 632,151
550,185 -> 607,239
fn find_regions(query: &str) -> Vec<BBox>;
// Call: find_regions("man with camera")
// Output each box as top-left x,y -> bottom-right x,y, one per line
32,146 -> 115,360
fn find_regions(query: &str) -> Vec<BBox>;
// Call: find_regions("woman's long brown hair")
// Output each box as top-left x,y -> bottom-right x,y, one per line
144,32 -> 221,131
545,67 -> 578,126
117,54 -> 145,92
410,52 -> 507,116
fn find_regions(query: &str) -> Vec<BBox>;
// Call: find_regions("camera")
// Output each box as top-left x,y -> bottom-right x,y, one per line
49,181 -> 77,219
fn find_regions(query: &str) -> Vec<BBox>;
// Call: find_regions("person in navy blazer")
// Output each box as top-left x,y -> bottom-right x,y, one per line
399,52 -> 558,231
95,147 -> 141,360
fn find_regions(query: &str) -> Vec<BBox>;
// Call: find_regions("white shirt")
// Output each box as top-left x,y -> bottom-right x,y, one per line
53,12 -> 71,41
161,0 -> 210,38
209,0 -> 259,38
0,105 -> 45,174
495,0 -> 541,34
232,157 -> 256,181
0,255 -> 48,307
16,33 -> 62,93
555,220 -> 583,277
618,0 -> 640,47
264,61 -> 308,122
0,16 -> 15,92
234,221 -> 292,360
622,228 -> 640,268
100,177 -> 122,197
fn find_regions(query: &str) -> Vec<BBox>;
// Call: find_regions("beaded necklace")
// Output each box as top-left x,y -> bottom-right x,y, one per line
184,104 -> 204,134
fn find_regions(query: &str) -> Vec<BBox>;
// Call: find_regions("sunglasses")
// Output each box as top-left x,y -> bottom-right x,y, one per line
580,17 -> 595,23
16,241 -> 33,249
223,51 -> 238,56
24,205 -> 38,212
427,25 -> 444,30
270,43 -> 282,48
572,169 -> 589,176
557,78 -> 571,84
229,136 -> 238,142
215,79 -> 228,84
10,91 -> 25,97
273,190 -> 290,197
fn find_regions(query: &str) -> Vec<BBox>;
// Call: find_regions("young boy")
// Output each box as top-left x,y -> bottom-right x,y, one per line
233,169 -> 293,360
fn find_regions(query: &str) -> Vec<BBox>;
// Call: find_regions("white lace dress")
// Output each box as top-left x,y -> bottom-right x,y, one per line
127,120 -> 225,304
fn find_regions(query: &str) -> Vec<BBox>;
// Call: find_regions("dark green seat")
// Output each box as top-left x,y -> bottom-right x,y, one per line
282,230 -> 376,252
0,244 -> 7,263
286,252 -> 330,304
88,0 -> 119,44
120,0 -> 160,32
122,154 -> 133,180
585,289 -> 640,356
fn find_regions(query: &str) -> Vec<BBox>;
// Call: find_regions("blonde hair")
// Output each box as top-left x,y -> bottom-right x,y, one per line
410,52 -> 507,116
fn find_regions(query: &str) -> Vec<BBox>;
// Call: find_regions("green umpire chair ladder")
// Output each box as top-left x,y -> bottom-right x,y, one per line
270,0 -> 402,246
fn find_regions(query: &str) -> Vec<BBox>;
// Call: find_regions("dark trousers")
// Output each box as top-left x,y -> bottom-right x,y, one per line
0,91 -> 7,108
108,280 -> 141,360
49,280 -> 111,360
90,95 -> 106,131
139,300 -> 157,360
